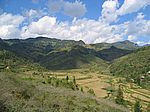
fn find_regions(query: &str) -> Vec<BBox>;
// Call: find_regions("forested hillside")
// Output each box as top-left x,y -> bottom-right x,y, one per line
0,37 -> 134,70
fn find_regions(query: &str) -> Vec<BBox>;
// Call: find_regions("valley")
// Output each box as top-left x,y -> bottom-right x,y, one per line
0,37 -> 150,112
22,69 -> 150,110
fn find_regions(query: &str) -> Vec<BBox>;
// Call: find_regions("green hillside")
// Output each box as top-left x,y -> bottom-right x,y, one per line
0,50 -> 44,72
95,46 -> 132,61
0,71 -> 128,112
1,37 -> 133,70
112,40 -> 139,50
39,45 -> 108,70
90,40 -> 139,51
110,46 -> 150,89
0,37 -> 149,111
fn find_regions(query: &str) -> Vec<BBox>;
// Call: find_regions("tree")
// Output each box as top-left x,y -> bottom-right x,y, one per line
136,76 -> 141,86
134,100 -> 142,112
87,88 -> 95,96
81,87 -> 84,92
146,103 -> 150,112
73,76 -> 76,85
66,76 -> 69,81
115,85 -> 124,105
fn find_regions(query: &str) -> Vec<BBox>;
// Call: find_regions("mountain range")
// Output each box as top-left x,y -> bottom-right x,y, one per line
0,37 -> 150,111
0,37 -> 139,70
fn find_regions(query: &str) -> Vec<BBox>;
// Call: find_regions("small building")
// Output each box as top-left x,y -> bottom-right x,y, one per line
140,76 -> 145,80
6,66 -> 10,70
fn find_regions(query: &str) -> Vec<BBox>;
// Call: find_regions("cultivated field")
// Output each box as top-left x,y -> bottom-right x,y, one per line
22,69 -> 150,111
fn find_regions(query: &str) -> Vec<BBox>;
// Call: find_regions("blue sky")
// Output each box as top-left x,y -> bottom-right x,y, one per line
0,0 -> 150,45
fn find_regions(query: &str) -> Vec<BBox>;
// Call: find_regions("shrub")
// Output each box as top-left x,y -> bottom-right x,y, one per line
115,85 -> 124,105
87,89 -> 95,96
134,100 -> 142,112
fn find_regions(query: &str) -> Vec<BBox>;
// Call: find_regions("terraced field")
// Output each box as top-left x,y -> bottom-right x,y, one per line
22,69 -> 150,111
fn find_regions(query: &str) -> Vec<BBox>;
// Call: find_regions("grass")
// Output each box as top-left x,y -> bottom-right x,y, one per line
21,69 -> 150,110
0,71 -> 129,112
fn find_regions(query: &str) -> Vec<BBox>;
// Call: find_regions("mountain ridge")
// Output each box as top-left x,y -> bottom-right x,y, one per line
0,37 -> 138,70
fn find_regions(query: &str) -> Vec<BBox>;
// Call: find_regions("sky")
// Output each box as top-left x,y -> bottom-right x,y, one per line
0,0 -> 150,45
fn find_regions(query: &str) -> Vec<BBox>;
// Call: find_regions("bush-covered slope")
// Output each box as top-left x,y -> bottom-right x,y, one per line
96,46 -> 132,61
90,40 -> 139,51
0,50 -> 44,72
39,45 -> 108,70
112,40 -> 139,50
110,46 -> 150,89
0,72 -> 129,112
1,37 -> 135,70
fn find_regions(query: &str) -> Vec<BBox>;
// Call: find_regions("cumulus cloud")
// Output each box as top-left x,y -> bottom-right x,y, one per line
0,13 -> 24,39
101,0 -> 119,23
21,16 -> 123,43
117,0 -> 150,15
63,1 -> 86,17
136,41 -> 150,46
21,16 -> 57,38
127,35 -> 137,41
47,0 -> 64,13
0,0 -> 150,45
124,13 -> 150,37
22,9 -> 47,23
47,0 -> 86,17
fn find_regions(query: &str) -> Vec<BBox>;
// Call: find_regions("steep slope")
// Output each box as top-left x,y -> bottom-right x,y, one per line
112,40 -> 139,50
4,37 -> 85,61
3,38 -> 107,70
0,49 -> 44,72
0,38 -> 10,50
40,45 -> 108,70
95,46 -> 132,61
110,46 -> 150,89
2,38 -> 103,70
1,37 -> 135,70
90,40 -> 139,51
4,37 -> 85,51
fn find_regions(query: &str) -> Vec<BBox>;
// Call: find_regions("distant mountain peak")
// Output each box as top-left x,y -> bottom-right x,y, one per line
112,40 -> 139,50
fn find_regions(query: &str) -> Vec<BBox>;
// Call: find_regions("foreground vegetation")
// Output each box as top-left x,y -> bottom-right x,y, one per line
0,71 -> 129,112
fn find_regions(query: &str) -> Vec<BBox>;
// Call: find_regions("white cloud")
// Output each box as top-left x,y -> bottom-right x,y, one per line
117,0 -> 150,15
22,9 -> 47,23
101,0 -> 119,23
47,0 -> 86,17
124,13 -> 150,37
0,13 -> 24,39
1,1 -> 149,45
47,0 -> 64,13
136,41 -> 150,46
127,35 -> 137,41
63,1 -> 86,17
120,13 -> 150,45
21,16 -> 124,43
0,13 -> 24,26
21,16 -> 56,38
